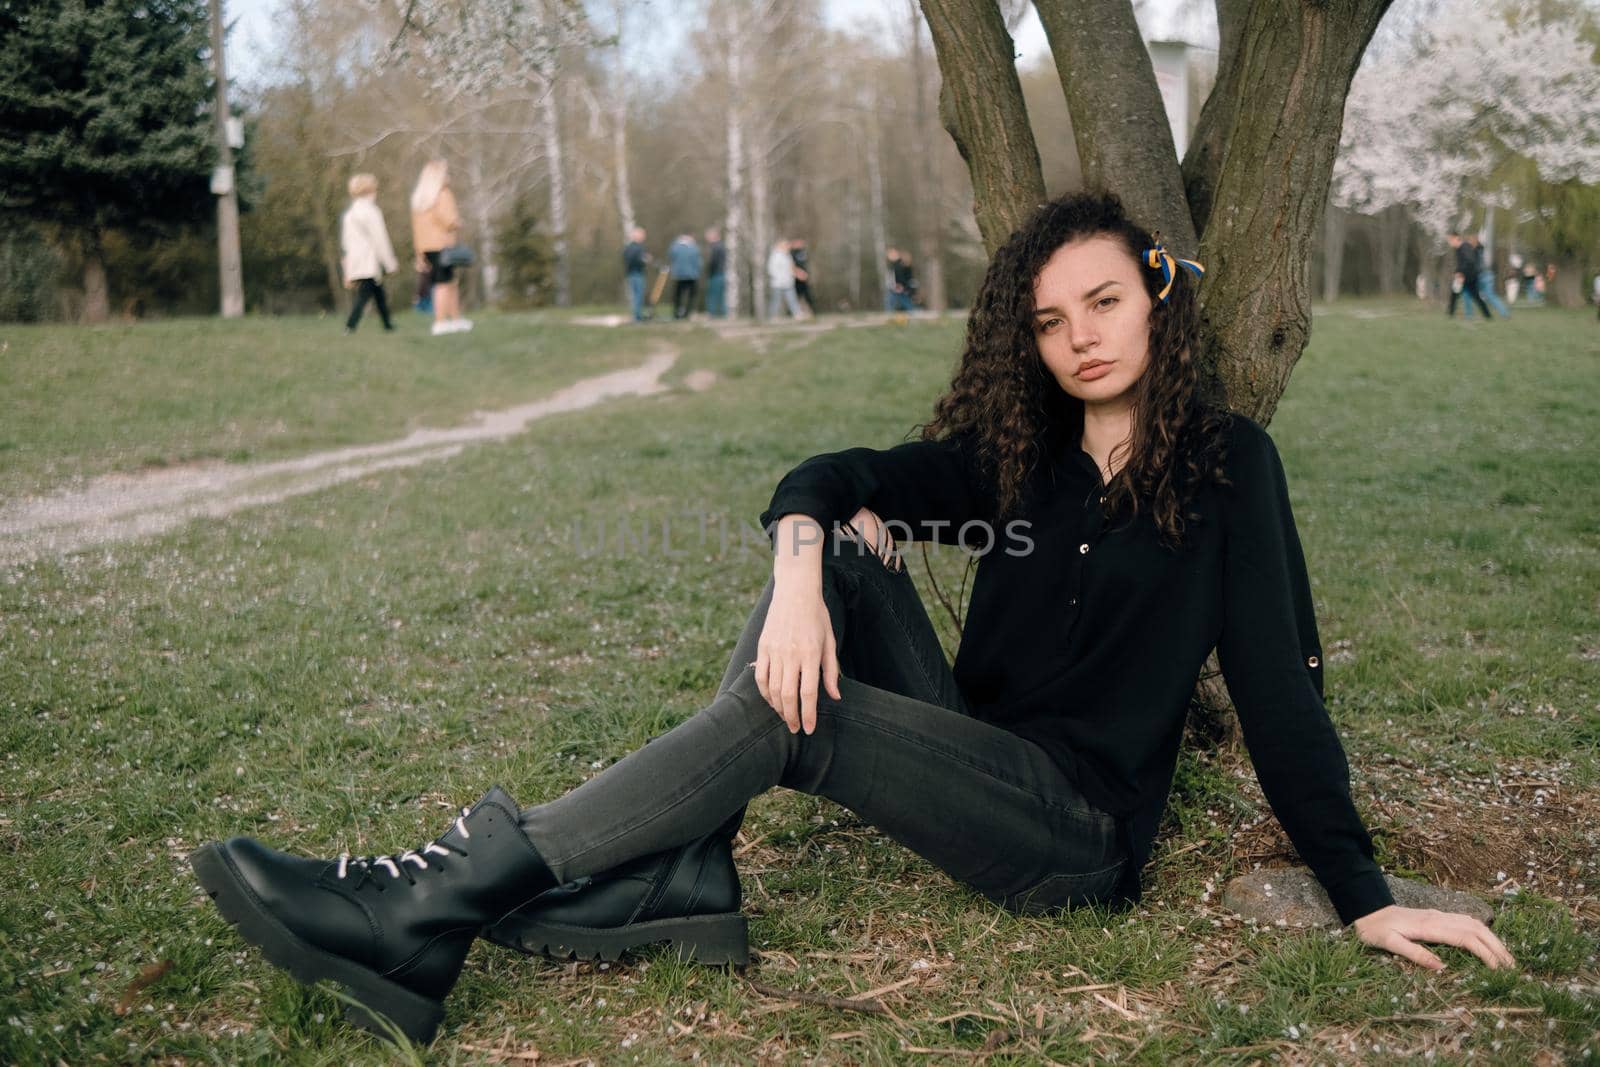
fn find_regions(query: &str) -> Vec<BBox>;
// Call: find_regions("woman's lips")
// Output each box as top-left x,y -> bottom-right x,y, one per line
1075,360 -> 1114,381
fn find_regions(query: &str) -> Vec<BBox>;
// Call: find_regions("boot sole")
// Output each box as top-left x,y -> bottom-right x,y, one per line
485,912 -> 749,966
190,844 -> 445,1046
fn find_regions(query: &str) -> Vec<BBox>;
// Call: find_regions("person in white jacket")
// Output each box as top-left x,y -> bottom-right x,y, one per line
341,173 -> 399,333
766,238 -> 802,320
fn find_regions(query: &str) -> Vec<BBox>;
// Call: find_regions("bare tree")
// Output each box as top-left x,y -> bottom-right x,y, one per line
905,0 -> 945,312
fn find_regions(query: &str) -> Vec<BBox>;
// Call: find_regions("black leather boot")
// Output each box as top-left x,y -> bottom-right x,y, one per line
483,807 -> 747,965
190,786 -> 554,1044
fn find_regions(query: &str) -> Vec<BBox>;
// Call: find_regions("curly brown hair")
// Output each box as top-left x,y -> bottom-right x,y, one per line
921,192 -> 1229,547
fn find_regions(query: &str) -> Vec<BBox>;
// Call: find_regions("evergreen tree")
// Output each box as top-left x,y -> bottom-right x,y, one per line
0,0 -> 215,321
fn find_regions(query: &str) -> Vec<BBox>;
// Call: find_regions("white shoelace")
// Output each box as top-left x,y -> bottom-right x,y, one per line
336,807 -> 472,884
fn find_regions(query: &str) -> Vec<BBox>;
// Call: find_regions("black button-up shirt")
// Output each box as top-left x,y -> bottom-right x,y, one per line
759,414 -> 1393,925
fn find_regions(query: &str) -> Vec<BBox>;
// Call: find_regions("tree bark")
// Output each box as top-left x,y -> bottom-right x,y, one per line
1034,0 -> 1197,253
918,0 -> 1045,255
81,228 -> 109,324
1194,0 -> 1391,422
1180,0 -> 1251,238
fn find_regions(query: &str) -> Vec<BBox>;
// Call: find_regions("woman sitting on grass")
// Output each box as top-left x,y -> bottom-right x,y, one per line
191,192 -> 1515,1045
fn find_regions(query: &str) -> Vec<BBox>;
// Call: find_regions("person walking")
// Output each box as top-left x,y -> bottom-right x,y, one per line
190,192 -> 1516,1047
790,237 -> 814,316
1461,235 -> 1510,319
766,238 -> 801,319
885,247 -> 917,312
411,160 -> 471,335
1446,232 -> 1493,320
339,173 -> 398,334
668,233 -> 702,321
623,227 -> 650,322
704,227 -> 727,318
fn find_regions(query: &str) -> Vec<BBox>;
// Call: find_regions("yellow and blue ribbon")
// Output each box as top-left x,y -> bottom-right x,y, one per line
1143,234 -> 1205,303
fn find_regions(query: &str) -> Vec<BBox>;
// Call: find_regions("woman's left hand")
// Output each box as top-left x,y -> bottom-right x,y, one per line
1352,905 -> 1517,971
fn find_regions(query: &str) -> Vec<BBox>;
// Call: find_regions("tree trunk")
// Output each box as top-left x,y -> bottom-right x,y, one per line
1321,201 -> 1347,303
612,94 -> 635,238
750,137 -> 771,320
81,228 -> 109,324
539,84 -> 571,307
1035,0 -> 1197,253
610,1 -> 636,240
918,0 -> 1045,255
867,84 -> 889,307
1193,0 -> 1391,422
724,13 -> 746,318
908,0 -> 946,312
847,167 -> 863,309
1375,204 -> 1406,294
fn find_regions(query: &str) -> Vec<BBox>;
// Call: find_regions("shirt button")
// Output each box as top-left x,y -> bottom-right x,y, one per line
1068,596 -> 1078,606
1078,543 -> 1090,555
1098,496 -> 1106,505
1307,655 -> 1320,668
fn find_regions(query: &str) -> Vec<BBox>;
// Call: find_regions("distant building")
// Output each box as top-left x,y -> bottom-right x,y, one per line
1146,40 -> 1216,159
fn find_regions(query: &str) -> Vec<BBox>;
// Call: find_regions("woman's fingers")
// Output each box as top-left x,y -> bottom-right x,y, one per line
1383,931 -> 1445,971
753,649 -> 770,708
823,631 -> 842,702
779,658 -> 802,733
799,658 -> 819,735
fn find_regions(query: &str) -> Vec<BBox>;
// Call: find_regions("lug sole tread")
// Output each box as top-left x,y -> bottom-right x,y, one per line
487,912 -> 749,966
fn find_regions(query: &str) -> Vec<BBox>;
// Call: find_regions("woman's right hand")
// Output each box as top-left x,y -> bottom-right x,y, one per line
754,581 -> 842,736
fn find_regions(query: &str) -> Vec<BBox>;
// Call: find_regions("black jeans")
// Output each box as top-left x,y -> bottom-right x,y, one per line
1448,276 -> 1492,318
519,531 -> 1126,914
673,279 -> 698,319
347,278 -> 392,330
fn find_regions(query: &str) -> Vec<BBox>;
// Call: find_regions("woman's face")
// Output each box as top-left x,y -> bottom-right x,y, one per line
1032,236 -> 1154,412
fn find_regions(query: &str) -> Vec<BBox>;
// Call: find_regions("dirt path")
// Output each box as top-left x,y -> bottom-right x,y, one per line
1,344 -> 680,568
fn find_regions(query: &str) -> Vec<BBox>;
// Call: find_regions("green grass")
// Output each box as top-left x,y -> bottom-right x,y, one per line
1,304 -> 1597,1063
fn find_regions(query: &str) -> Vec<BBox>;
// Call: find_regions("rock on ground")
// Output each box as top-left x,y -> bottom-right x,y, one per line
1222,868 -> 1495,927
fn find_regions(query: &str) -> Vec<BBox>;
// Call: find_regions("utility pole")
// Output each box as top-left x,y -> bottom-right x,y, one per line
208,0 -> 244,318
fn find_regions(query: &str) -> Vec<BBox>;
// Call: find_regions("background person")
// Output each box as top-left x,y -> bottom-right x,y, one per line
704,227 -> 727,317
669,232 -> 701,320
766,238 -> 801,319
623,227 -> 650,322
411,160 -> 470,335
339,173 -> 398,334
790,237 -> 814,315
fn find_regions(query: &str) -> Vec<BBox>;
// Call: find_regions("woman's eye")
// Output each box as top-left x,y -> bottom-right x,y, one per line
1095,297 -> 1118,310
1039,317 -> 1063,333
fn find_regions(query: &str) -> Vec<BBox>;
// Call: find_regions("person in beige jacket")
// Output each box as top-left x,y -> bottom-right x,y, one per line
411,159 -> 470,335
340,173 -> 399,333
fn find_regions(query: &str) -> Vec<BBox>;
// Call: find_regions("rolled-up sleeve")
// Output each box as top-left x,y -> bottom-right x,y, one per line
1216,418 -> 1393,926
758,432 -> 990,549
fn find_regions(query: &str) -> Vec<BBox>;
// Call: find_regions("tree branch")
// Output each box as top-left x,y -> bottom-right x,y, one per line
1181,0 -> 1252,237
1034,0 -> 1197,253
918,0 -> 1046,255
